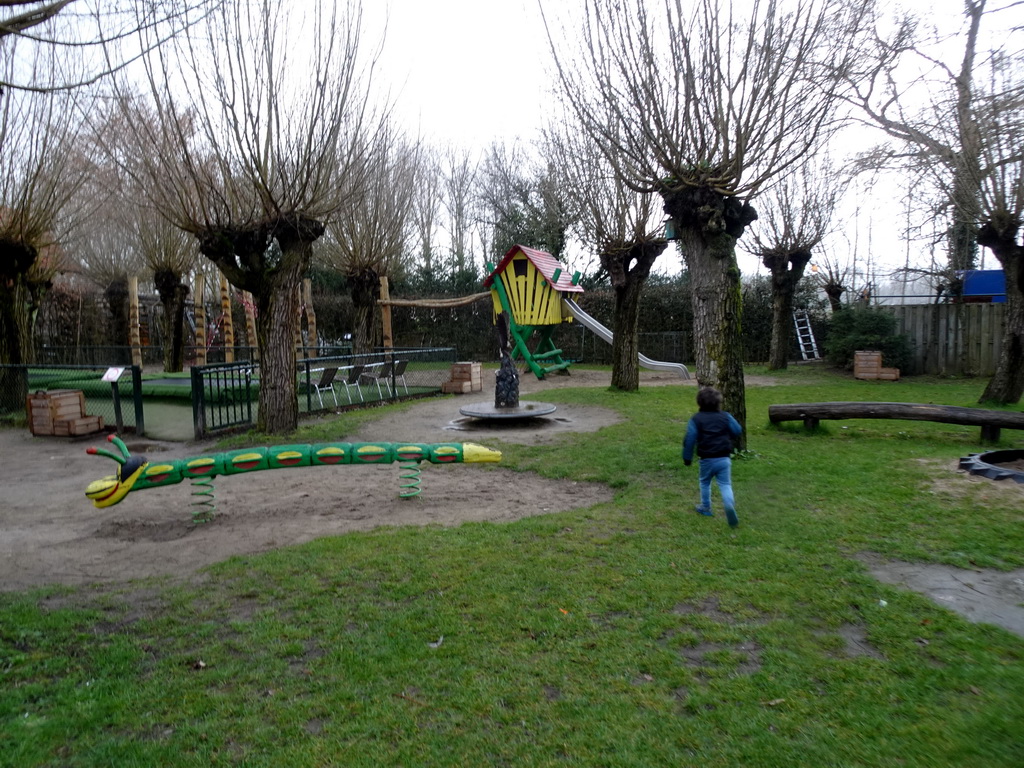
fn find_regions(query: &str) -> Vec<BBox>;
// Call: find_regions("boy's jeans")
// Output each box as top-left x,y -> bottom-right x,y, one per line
698,457 -> 736,515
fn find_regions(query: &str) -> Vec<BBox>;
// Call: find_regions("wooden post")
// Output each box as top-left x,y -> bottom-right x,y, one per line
219,272 -> 234,363
379,274 -> 393,352
294,283 -> 304,358
194,272 -> 207,366
304,278 -> 317,359
128,276 -> 143,369
243,291 -> 259,362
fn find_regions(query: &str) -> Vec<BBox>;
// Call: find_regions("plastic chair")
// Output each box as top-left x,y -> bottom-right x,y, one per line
393,359 -> 409,394
309,367 -> 339,408
359,362 -> 393,398
338,365 -> 365,403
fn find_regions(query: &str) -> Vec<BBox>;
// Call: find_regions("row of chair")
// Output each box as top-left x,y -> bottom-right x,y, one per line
304,360 -> 410,408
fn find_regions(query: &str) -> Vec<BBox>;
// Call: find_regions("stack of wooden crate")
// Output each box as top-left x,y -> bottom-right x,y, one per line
26,390 -> 105,436
854,351 -> 900,381
441,362 -> 483,394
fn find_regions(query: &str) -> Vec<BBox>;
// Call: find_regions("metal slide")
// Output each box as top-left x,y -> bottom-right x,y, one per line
562,298 -> 690,379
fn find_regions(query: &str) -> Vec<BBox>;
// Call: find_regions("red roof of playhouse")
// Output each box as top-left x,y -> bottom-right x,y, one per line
483,244 -> 584,293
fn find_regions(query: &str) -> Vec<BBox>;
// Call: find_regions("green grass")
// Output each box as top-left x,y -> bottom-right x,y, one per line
2,366 -> 1023,766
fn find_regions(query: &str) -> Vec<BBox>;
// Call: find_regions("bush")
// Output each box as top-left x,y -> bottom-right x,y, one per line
823,306 -> 914,372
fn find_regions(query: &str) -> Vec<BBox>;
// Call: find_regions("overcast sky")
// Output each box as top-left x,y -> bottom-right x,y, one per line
368,0 -> 550,149
366,0 -> 1009,286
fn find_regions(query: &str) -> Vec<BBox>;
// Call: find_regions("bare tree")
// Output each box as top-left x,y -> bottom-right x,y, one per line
967,60 -> 1024,403
844,0 -> 1021,279
0,1 -> 75,40
137,212 -> 195,371
74,210 -> 146,358
409,144 -> 441,276
442,144 -> 479,276
751,160 -> 844,369
107,0 -> 379,433
545,117 -> 667,391
0,1 -> 223,92
478,141 -> 572,263
812,256 -> 852,312
0,76 -> 86,400
546,0 -> 866,438
78,106 -> 197,371
321,122 -> 421,354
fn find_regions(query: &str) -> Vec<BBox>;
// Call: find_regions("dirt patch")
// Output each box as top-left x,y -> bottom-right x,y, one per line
918,457 -> 1024,503
0,368 -> 695,592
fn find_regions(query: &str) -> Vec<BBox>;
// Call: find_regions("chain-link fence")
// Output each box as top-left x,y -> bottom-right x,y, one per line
1,364 -> 145,435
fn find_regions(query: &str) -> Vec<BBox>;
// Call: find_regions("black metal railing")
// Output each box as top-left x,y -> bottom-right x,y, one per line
190,361 -> 256,439
191,347 -> 458,439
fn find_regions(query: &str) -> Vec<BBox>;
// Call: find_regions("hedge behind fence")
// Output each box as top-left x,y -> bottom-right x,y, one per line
31,272 -> 827,366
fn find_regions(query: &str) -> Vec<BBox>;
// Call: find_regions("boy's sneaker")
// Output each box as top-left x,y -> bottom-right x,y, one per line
726,510 -> 739,528
695,505 -> 713,517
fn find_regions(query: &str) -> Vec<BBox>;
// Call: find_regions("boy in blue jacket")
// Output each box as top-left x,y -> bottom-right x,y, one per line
682,387 -> 744,528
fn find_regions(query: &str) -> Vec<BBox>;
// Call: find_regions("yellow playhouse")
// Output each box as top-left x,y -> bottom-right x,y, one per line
483,244 -> 583,378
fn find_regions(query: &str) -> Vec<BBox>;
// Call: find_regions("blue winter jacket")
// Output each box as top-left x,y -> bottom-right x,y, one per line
683,411 -> 743,462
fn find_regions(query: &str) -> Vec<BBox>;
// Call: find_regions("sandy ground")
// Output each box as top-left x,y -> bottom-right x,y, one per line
0,369 -> 687,593
3,367 -> 1023,638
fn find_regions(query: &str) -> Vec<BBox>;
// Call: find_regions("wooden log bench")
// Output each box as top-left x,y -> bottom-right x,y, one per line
768,402 -> 1024,443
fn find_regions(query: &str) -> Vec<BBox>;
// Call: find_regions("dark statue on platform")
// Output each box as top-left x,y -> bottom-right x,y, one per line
494,312 -> 520,409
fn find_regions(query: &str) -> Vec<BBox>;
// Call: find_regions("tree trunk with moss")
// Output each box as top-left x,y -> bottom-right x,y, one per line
977,217 -> 1023,405
198,216 -> 325,434
763,249 -> 812,370
662,185 -> 755,446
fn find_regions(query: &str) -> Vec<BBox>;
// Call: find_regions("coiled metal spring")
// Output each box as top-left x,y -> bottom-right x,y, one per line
398,460 -> 421,498
190,476 -> 216,523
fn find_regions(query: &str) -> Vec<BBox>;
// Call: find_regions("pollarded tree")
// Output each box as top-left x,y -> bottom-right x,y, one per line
968,62 -> 1024,404
109,0 -> 378,433
843,0 -> 1016,277
80,109 -> 197,372
138,213 -> 196,372
545,117 -> 667,391
321,122 -> 421,354
750,160 -> 844,369
74,215 -> 145,359
546,0 -> 867,439
0,63 -> 86,387
814,256 -> 851,312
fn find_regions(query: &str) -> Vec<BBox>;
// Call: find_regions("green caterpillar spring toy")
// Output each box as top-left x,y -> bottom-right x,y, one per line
85,435 -> 502,515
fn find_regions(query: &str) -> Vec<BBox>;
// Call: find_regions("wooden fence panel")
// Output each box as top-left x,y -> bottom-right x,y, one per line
882,303 -> 1004,377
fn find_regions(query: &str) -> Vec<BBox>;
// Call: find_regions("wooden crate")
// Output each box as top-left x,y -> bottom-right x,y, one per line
53,415 -> 105,437
449,362 -> 483,392
442,380 -> 474,394
854,351 -> 899,381
26,390 -> 86,436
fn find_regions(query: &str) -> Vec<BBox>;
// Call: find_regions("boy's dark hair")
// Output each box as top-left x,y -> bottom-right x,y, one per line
696,387 -> 723,412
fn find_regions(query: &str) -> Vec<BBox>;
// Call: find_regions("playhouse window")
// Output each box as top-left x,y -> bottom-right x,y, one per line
513,258 -> 529,278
